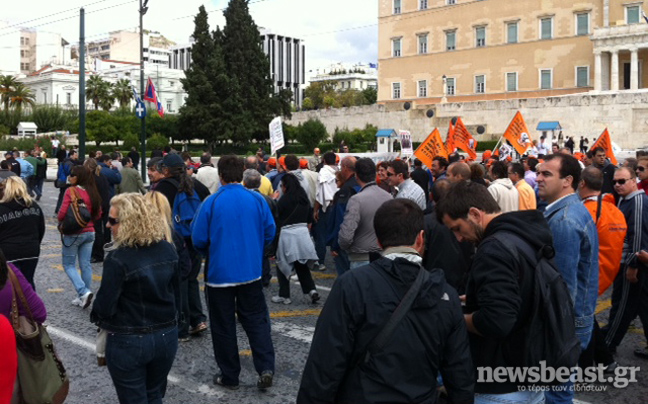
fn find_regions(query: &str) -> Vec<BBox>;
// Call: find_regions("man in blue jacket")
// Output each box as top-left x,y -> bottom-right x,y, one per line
191,155 -> 276,391
537,153 -> 599,403
98,154 -> 122,198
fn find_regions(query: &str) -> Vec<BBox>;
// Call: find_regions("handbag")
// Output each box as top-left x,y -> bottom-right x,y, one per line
8,268 -> 69,404
53,179 -> 65,189
58,186 -> 92,235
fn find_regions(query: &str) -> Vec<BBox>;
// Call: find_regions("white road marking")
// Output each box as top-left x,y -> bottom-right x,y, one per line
272,321 -> 314,343
47,325 -> 224,398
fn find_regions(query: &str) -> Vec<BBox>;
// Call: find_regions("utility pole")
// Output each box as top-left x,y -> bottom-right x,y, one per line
139,0 -> 148,180
79,8 -> 86,159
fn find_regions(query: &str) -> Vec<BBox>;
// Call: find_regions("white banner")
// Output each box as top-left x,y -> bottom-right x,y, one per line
269,116 -> 285,155
335,152 -> 400,165
398,130 -> 414,157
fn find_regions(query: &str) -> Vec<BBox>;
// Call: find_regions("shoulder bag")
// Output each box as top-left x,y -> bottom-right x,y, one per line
58,186 -> 92,235
9,268 -> 69,404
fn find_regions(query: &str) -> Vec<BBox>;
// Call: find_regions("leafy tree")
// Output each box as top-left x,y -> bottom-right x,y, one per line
362,87 -> 377,104
9,83 -> 35,113
302,98 -> 314,110
147,133 -> 169,150
86,110 -> 118,147
121,132 -> 140,150
86,75 -> 112,110
296,119 -> 328,151
112,79 -> 133,108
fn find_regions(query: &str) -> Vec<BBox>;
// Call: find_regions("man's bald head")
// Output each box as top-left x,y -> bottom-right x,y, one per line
432,178 -> 452,203
244,155 -> 259,170
447,162 -> 471,183
340,156 -> 356,181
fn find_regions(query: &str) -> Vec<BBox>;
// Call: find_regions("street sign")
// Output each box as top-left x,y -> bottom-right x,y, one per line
135,101 -> 147,119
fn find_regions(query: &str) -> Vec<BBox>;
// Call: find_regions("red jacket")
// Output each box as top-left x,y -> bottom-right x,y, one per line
583,194 -> 627,295
0,315 -> 17,402
57,186 -> 99,233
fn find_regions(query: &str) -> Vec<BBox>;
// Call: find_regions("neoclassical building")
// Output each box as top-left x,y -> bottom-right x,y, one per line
378,0 -> 648,104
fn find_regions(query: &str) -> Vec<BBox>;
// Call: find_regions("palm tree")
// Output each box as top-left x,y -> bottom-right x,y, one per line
112,79 -> 133,109
0,74 -> 19,112
9,83 -> 35,113
86,75 -> 112,110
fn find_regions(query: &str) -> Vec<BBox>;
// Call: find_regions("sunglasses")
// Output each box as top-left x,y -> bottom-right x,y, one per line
386,172 -> 394,177
637,166 -> 646,172
613,179 -> 631,185
107,216 -> 120,226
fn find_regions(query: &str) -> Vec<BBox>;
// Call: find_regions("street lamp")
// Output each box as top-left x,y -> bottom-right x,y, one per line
139,0 -> 148,181
441,74 -> 448,103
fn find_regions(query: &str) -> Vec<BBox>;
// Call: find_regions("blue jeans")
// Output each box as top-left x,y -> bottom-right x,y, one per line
476,390 -> 544,404
206,280 -> 275,386
106,326 -> 178,404
62,232 -> 95,297
312,207 -> 331,265
349,260 -> 370,270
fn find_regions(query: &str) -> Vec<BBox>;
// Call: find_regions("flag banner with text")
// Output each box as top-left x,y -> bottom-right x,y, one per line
450,117 -> 478,159
414,128 -> 449,168
591,128 -> 618,165
446,120 -> 455,153
269,117 -> 285,155
503,111 -> 532,155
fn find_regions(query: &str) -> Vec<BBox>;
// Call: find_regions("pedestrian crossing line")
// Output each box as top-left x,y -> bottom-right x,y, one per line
41,253 -> 62,258
46,325 -> 225,398
311,272 -> 337,280
270,309 -> 321,319
239,349 -> 252,356
596,299 -> 612,314
271,321 -> 314,343
598,322 -> 644,334
46,288 -> 64,293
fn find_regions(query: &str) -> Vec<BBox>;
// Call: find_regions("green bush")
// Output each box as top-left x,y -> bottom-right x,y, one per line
0,125 -> 9,136
122,133 -> 140,151
476,140 -> 499,151
147,133 -> 169,150
0,135 -> 55,153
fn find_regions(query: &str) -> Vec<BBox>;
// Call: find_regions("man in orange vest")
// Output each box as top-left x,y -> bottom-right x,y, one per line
578,166 -> 627,371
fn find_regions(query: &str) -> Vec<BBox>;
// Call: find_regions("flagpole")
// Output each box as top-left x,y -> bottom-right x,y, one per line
139,0 -> 148,181
491,135 -> 504,156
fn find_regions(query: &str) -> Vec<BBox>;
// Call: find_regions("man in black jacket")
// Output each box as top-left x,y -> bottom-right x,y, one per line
298,199 -> 473,404
437,181 -> 554,402
592,147 -> 616,195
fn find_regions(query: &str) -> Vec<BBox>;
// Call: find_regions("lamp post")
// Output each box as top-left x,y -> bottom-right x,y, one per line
139,0 -> 148,181
441,74 -> 448,104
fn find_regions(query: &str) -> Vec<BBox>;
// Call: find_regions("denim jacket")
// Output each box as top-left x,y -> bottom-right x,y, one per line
544,193 -> 599,348
90,241 -> 180,334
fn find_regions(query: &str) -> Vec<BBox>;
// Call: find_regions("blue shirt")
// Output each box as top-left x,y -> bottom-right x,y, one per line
544,193 -> 599,348
191,183 -> 276,286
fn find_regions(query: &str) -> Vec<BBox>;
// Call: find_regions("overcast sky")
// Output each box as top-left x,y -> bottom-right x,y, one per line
0,0 -> 378,73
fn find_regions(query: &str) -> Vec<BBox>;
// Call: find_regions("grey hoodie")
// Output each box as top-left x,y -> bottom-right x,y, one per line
487,178 -> 519,213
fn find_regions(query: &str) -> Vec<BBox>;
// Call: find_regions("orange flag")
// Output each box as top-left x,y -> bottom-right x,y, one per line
450,117 -> 478,159
503,111 -> 532,155
445,120 -> 455,153
414,128 -> 449,168
591,128 -> 618,166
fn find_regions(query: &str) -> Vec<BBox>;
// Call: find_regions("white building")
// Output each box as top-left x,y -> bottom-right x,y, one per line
169,28 -> 306,107
308,62 -> 377,92
19,60 -> 186,114
74,29 -> 172,67
0,22 -> 71,75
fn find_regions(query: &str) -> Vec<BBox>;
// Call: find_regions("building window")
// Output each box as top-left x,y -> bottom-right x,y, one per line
446,31 -> 456,51
66,93 -> 72,105
540,17 -> 553,40
576,12 -> 590,35
392,38 -> 402,57
475,75 -> 485,93
43,92 -> 47,103
447,0 -> 456,4
420,0 -> 428,9
20,37 -> 24,45
447,77 -> 456,95
626,5 -> 641,24
540,69 -> 552,89
24,38 -> 29,45
418,80 -> 427,97
392,82 -> 401,99
506,72 -> 518,92
507,22 -> 518,44
418,34 -> 428,54
576,66 -> 589,87
166,100 -> 172,112
393,0 -> 401,14
475,26 -> 486,47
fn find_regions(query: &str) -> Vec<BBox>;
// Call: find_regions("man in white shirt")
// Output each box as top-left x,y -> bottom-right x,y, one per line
196,153 -> 220,194
313,152 -> 339,271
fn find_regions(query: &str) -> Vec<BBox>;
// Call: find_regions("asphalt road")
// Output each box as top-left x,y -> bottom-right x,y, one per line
28,181 -> 648,403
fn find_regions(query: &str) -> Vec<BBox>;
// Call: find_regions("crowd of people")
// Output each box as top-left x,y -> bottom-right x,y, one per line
0,137 -> 647,404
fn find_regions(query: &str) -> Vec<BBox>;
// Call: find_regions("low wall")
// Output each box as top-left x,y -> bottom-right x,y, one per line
287,91 -> 648,150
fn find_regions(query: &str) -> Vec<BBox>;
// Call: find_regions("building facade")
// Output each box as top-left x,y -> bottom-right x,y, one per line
378,0 -> 648,104
308,62 -> 378,91
76,30 -> 172,67
0,22 -> 70,75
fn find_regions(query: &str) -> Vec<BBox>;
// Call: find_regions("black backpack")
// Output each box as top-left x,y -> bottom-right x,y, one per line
492,232 -> 581,371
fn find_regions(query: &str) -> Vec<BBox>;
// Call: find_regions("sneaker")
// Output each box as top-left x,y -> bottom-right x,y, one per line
178,335 -> 191,343
36,195 -> 41,201
80,291 -> 93,309
257,370 -> 273,390
189,322 -> 208,335
271,296 -> 292,305
604,361 -> 618,374
309,290 -> 320,304
71,297 -> 82,307
317,263 -> 326,272
213,374 -> 239,390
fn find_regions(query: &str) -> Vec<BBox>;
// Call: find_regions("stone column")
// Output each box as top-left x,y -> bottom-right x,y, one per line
611,49 -> 619,91
631,47 -> 639,90
594,51 -> 603,91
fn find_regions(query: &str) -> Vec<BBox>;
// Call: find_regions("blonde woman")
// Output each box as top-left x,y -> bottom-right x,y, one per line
0,176 -> 45,289
144,191 -> 193,342
90,193 -> 180,403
